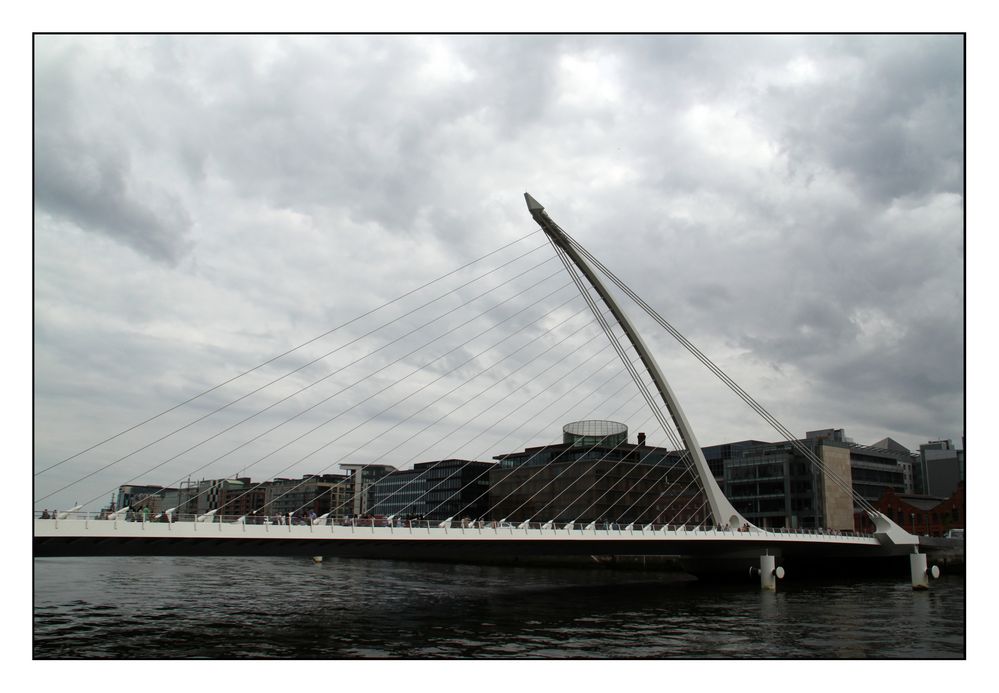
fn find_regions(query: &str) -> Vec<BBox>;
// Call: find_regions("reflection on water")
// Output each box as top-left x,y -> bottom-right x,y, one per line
34,556 -> 964,659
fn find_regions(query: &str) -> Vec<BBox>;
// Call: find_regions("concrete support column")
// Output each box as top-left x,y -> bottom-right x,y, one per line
909,552 -> 939,590
760,554 -> 777,591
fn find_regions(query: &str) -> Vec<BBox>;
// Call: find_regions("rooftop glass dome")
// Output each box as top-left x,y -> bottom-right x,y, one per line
562,420 -> 628,448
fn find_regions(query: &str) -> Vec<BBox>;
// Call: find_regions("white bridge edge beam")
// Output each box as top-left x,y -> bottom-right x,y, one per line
524,193 -> 748,530
34,519 -> 885,547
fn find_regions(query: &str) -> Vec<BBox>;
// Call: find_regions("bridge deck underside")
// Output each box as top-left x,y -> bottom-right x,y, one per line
34,520 -> 914,565
34,534 -> 898,559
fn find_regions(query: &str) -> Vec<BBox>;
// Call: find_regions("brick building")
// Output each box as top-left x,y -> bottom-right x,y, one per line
858,483 -> 965,536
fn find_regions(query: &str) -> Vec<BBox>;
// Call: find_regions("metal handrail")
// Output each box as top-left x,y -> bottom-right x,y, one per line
32,511 -> 879,539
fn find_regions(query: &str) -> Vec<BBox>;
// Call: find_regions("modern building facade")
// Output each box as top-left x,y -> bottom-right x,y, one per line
717,437 -> 852,530
846,444 -> 909,505
219,479 -> 267,519
164,474 -> 352,520
368,459 -> 495,520
415,459 -> 494,521
872,437 -> 916,493
262,473 -> 352,519
917,439 -> 965,497
488,421 -> 707,526
368,466 -> 427,519
115,484 -> 178,513
177,477 -> 260,517
112,426 -> 960,533
703,429 -> 911,531
341,463 -> 397,516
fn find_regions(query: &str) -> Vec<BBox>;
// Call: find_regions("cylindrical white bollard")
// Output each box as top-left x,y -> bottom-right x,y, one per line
910,552 -> 929,590
760,554 -> 777,591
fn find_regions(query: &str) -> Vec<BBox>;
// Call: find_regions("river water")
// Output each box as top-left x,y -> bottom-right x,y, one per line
33,556 -> 965,659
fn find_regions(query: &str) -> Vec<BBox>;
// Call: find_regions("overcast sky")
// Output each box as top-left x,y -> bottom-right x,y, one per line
33,34 -> 964,511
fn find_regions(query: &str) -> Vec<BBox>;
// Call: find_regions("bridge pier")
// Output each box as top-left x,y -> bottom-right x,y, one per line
909,550 -> 940,590
757,553 -> 785,591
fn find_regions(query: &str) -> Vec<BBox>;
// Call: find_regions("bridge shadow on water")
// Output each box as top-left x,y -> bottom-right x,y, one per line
33,555 -> 964,659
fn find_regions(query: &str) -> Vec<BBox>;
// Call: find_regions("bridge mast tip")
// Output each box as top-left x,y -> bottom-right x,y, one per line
524,193 -> 545,212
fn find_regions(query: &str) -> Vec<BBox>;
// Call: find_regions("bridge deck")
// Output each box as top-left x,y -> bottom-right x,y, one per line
36,518 -> 910,564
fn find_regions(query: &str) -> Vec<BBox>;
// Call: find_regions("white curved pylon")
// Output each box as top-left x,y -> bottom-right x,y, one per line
525,193 -> 749,530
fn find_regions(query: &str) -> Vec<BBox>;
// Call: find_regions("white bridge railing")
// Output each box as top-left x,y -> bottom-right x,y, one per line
34,512 -> 880,544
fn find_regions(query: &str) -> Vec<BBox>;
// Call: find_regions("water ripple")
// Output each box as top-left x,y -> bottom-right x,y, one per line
34,556 -> 964,659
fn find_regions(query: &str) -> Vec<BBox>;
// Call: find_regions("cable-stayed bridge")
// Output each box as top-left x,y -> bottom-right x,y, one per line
34,194 -> 949,590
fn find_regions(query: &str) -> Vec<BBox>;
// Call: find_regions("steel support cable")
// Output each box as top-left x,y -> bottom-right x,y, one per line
627,439 -> 713,529
611,447 -> 696,524
655,454 -> 719,528
148,284 -> 591,517
617,438 -> 714,527
290,304 -> 604,518
561,430 -> 671,526
182,287 -> 588,518
441,350 -> 646,523
457,237 -> 690,525
233,293 -> 606,518
657,473 -> 711,527
632,469 -> 707,529
687,499 -> 713,529
543,421 -> 671,525
604,413 -> 701,524
277,302 -> 613,521
550,241 -> 690,459
476,395 -> 640,525
495,371 -> 663,524
532,211 -> 719,483
478,377 -> 643,523
107,295 -> 591,520
307,325 -> 610,520
328,310 -> 610,519
92,272 -> 580,515
39,256 -> 567,507
553,242 -> 685,452
565,236 -> 870,518
562,233 -> 880,516
534,231 -> 719,530
514,405 -> 662,524
549,243 -> 717,525
334,337 -> 621,522
566,236 -> 810,441
662,497 -> 711,529
37,249 -> 559,507
560,378 -> 705,522
373,358 -> 650,524
378,339 -> 618,522
610,452 -> 690,527
35,231 -> 543,477
419,343 -> 636,522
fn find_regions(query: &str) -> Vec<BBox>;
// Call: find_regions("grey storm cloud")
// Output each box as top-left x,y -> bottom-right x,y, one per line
33,35 -> 964,511
762,36 -> 964,204
34,136 -> 194,265
34,42 -> 195,265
